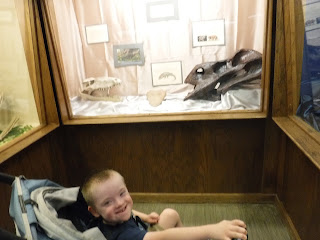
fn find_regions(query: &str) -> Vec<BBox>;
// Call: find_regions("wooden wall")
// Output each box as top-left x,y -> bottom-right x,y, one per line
61,120 -> 266,192
1,118 -> 319,239
279,136 -> 320,239
262,119 -> 320,240
266,0 -> 320,238
0,119 -> 266,232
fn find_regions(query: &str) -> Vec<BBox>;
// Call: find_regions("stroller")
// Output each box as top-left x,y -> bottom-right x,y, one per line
0,172 -> 106,240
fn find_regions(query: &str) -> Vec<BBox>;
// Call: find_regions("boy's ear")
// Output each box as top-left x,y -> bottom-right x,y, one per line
88,205 -> 100,218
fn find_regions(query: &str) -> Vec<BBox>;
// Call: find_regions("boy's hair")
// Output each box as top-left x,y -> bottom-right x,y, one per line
81,169 -> 124,206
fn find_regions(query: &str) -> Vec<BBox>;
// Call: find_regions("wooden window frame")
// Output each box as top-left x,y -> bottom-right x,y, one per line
272,0 -> 320,169
40,0 -> 274,125
0,0 -> 59,164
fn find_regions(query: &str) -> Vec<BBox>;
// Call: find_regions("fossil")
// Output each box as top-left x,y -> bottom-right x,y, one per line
184,49 -> 262,101
79,76 -> 122,101
146,89 -> 166,107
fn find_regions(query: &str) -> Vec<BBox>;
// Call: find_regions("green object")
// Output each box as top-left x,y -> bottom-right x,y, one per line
0,125 -> 33,146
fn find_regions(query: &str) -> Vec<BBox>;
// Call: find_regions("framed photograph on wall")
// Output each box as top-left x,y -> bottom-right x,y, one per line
151,61 -> 183,86
192,19 -> 225,47
113,43 -> 145,67
146,0 -> 179,22
85,24 -> 109,44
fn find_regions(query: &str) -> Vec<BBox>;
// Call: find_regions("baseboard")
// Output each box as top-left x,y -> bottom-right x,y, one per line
274,195 -> 301,240
132,192 -> 277,203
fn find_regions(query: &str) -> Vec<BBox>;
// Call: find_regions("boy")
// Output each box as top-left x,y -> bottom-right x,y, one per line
82,169 -> 248,240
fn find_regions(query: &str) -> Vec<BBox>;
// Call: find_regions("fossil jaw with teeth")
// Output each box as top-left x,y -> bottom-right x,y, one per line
80,76 -> 122,101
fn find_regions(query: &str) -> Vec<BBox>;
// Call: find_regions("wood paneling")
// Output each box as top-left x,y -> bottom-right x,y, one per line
60,120 -> 265,193
1,116 -> 319,240
0,119 -> 265,233
262,117 -> 287,194
270,0 -> 320,239
281,139 -> 320,239
272,0 -> 287,117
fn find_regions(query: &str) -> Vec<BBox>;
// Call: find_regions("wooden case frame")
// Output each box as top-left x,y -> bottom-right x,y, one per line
40,0 -> 273,125
0,0 -> 59,164
272,0 -> 320,169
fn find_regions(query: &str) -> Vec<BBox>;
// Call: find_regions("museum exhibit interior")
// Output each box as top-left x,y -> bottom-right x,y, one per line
0,0 -> 319,239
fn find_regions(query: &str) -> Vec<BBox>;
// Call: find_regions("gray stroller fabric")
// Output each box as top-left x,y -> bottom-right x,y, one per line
9,176 -> 106,240
9,176 -> 59,240
30,186 -> 106,240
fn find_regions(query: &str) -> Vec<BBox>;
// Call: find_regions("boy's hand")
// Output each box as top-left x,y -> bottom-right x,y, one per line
211,219 -> 247,240
146,212 -> 160,224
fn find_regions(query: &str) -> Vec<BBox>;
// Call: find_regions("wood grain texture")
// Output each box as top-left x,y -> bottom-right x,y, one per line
59,120 -> 265,193
281,140 -> 320,239
271,1 -> 320,239
33,0 -> 59,125
261,117 -> 287,194
273,117 -> 320,169
272,0 -> 288,117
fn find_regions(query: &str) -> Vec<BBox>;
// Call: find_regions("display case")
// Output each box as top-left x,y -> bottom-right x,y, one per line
0,0 -> 59,163
272,0 -> 320,168
41,0 -> 273,124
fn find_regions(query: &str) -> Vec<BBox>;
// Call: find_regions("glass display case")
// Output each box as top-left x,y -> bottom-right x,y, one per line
272,0 -> 320,169
0,0 -> 59,163
296,0 -> 320,132
41,0 -> 273,124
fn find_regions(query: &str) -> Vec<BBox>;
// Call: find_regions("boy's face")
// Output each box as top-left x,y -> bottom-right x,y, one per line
88,173 -> 133,225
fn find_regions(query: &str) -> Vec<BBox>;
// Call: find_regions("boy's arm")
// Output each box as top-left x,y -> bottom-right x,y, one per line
143,219 -> 247,240
132,209 -> 159,224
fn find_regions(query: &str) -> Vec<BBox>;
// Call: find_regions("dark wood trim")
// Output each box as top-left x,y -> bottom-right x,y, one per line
273,117 -> 320,170
274,195 -> 301,240
131,193 -> 277,203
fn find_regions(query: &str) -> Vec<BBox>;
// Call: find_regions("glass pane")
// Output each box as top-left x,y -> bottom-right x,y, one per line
296,0 -> 320,131
47,0 -> 269,118
0,0 -> 40,146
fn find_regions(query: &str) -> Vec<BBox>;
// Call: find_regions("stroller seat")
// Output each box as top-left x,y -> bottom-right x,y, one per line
1,173 -> 106,240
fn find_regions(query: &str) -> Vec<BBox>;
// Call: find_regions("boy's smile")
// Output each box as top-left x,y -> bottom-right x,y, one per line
88,172 -> 133,225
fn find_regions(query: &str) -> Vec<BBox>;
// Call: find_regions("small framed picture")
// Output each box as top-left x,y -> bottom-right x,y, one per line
146,0 -> 179,22
85,24 -> 109,44
113,43 -> 145,67
192,19 -> 225,47
151,61 -> 183,86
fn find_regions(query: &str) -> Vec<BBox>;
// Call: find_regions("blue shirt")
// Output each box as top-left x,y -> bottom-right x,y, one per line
97,215 -> 148,240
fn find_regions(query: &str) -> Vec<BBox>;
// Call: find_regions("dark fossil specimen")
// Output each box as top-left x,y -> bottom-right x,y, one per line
184,49 -> 262,101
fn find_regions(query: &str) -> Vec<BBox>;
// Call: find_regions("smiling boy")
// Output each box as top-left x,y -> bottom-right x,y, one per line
82,169 -> 247,240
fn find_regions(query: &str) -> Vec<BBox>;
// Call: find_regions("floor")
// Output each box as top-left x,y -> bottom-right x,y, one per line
133,202 -> 293,240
